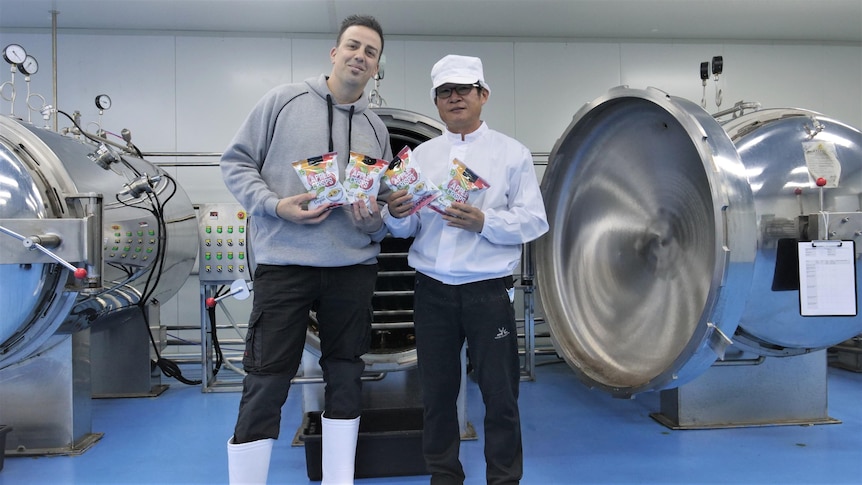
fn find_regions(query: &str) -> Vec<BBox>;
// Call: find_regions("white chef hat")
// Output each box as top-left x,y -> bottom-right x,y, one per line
429,54 -> 491,102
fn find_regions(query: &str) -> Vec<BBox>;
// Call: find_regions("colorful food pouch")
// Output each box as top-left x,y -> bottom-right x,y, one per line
292,152 -> 346,210
429,158 -> 490,215
344,152 -> 389,209
382,146 -> 441,215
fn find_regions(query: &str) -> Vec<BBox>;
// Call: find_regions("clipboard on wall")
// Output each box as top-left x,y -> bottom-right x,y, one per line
797,240 -> 858,317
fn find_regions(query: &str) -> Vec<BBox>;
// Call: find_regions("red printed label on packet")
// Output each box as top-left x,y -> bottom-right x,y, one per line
445,178 -> 469,202
429,158 -> 489,215
383,146 -> 441,215
387,165 -> 418,187
292,152 -> 347,210
344,152 -> 389,209
307,170 -> 337,189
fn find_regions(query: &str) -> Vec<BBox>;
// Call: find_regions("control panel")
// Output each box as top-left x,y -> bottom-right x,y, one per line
197,203 -> 251,283
104,216 -> 159,267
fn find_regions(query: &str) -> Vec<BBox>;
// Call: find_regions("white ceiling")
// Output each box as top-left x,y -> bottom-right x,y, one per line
1,0 -> 860,43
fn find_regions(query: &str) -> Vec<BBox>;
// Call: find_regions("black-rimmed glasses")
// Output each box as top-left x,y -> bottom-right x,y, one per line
436,83 -> 481,99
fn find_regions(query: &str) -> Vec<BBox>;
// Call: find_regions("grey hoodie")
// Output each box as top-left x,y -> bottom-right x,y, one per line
220,74 -> 393,267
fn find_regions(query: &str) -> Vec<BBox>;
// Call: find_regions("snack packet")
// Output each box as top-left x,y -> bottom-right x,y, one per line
382,146 -> 441,215
429,158 -> 490,215
344,152 -> 389,209
292,152 -> 347,210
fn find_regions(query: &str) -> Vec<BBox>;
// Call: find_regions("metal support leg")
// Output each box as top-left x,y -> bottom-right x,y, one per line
652,350 -> 839,429
519,241 -> 537,381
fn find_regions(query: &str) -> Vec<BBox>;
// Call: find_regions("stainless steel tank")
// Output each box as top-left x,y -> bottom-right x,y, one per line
723,108 -> 862,355
536,87 -> 862,397
0,115 -> 198,370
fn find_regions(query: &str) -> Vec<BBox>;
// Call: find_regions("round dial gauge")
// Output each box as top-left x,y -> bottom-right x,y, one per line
18,55 -> 38,76
3,44 -> 26,65
95,94 -> 112,110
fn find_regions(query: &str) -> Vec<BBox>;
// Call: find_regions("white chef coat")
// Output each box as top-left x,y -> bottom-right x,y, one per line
384,122 -> 549,285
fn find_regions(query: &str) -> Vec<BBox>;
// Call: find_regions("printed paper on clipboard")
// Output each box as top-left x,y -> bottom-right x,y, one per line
797,240 -> 858,317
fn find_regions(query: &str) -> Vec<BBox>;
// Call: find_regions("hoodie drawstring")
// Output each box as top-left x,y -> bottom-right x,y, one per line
326,94 -> 355,155
347,105 -> 355,155
326,94 -> 334,153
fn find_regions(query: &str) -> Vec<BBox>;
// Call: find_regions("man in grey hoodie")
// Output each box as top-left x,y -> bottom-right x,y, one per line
221,14 -> 392,485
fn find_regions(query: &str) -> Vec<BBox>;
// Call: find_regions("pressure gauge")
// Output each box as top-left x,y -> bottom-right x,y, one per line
95,94 -> 112,110
3,44 -> 26,65
18,55 -> 38,76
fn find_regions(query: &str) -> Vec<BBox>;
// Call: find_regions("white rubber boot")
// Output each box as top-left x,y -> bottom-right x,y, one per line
321,415 -> 360,485
227,436 -> 274,485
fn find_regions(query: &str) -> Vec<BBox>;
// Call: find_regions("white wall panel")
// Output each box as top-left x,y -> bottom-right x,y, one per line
175,35 -> 292,154
514,42 -> 621,154
291,38 -> 336,85
822,45 -> 862,129
171,35 -> 296,215
724,43 -> 862,128
620,42 -> 725,111
174,164 -> 233,204
57,34 -> 176,152
0,32 -> 176,148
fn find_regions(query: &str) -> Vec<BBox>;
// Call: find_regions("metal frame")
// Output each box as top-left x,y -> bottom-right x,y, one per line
200,283 -> 247,392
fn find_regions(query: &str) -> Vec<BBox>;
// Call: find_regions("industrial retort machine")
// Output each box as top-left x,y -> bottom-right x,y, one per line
537,86 -> 862,427
0,108 -> 198,454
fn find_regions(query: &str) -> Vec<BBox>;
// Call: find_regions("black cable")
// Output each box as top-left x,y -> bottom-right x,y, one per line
106,145 -> 194,385
56,109 -> 198,385
139,301 -> 201,386
138,175 -> 199,385
207,304 -> 224,379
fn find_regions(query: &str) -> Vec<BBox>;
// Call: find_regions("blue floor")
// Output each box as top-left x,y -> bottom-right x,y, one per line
2,359 -> 860,485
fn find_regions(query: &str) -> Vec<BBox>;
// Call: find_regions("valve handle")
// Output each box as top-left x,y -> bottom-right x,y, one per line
0,224 -> 88,279
206,280 -> 252,308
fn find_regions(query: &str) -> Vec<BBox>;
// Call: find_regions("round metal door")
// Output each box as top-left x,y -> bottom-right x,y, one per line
0,124 -> 77,368
536,87 -> 757,397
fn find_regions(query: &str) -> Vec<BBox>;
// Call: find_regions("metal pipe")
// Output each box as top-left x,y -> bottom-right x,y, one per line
141,151 -> 551,161
52,10 -> 58,132
291,372 -> 387,385
712,355 -> 766,366
165,338 -> 247,347
712,101 -> 761,120
370,322 -> 415,329
142,152 -> 550,168
142,152 -> 222,157
373,290 -> 414,297
516,318 -> 546,325
516,332 -> 551,339
518,348 -> 559,356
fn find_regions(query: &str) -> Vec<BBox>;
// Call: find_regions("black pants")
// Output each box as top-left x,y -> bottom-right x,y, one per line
233,264 -> 376,443
413,272 -> 523,485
